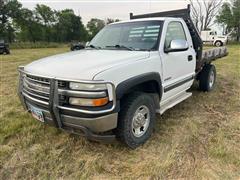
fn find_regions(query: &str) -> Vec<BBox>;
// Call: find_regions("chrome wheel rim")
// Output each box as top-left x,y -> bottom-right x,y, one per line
209,71 -> 215,88
132,105 -> 150,137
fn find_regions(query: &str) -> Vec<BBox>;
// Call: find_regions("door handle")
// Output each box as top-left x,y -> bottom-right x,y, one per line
188,55 -> 193,61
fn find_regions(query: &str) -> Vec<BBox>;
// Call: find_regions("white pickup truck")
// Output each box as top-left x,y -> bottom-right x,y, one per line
18,5 -> 228,148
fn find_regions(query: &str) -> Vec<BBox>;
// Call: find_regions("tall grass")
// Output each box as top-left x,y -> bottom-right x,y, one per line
0,45 -> 239,179
10,42 -> 69,49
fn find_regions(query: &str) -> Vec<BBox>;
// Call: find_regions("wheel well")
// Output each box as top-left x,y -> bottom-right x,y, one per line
215,40 -> 223,45
129,80 -> 160,96
196,63 -> 211,80
119,80 -> 162,109
115,72 -> 162,103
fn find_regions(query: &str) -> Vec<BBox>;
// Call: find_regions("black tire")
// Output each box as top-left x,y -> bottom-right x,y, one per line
215,41 -> 223,47
6,50 -> 10,54
115,92 -> 156,149
199,64 -> 216,92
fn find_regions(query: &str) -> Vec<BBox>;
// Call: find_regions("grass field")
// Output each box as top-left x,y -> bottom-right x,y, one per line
0,46 -> 239,179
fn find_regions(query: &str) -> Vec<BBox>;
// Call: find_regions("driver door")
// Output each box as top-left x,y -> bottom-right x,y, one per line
161,21 -> 196,102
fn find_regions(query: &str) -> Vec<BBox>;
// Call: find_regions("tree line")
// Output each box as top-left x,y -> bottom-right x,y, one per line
0,0 -> 119,43
190,0 -> 240,41
216,0 -> 240,41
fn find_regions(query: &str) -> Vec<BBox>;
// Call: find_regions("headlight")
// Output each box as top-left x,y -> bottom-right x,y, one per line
67,82 -> 111,107
69,97 -> 109,107
69,82 -> 107,91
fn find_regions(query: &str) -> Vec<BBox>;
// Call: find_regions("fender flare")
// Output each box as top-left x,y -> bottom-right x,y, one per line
115,72 -> 163,100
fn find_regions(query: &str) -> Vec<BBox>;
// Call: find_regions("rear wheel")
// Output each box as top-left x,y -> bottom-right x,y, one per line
116,93 -> 156,149
199,64 -> 216,92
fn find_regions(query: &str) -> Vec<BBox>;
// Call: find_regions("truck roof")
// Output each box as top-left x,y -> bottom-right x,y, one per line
111,17 -> 180,25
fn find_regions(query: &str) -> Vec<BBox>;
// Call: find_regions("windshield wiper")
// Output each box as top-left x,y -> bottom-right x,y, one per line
105,45 -> 135,51
86,44 -> 102,49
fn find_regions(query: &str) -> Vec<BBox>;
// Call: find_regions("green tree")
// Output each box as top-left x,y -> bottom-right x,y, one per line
35,4 -> 56,42
0,0 -> 22,42
216,3 -> 233,34
16,8 -> 43,42
232,0 -> 240,41
87,18 -> 105,40
106,18 -> 120,25
55,9 -> 88,42
217,0 -> 240,41
0,1 -> 89,43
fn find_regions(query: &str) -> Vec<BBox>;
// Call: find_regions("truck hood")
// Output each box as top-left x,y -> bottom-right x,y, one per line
24,50 -> 150,80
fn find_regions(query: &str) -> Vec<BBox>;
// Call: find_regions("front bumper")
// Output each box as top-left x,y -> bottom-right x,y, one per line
18,67 -> 118,142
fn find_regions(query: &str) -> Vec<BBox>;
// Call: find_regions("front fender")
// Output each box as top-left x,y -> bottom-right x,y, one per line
115,72 -> 162,100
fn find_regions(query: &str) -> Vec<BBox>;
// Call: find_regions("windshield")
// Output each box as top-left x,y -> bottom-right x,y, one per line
89,21 -> 162,51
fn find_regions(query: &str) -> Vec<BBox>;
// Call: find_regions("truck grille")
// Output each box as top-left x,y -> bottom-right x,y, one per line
19,67 -> 116,116
22,74 -> 50,104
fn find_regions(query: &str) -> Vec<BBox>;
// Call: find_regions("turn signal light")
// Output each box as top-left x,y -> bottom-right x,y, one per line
69,97 -> 109,107
92,97 -> 109,107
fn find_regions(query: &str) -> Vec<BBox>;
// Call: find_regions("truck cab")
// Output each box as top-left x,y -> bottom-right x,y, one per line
18,6 -> 227,148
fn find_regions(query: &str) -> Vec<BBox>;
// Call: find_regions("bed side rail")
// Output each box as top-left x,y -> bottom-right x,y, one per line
202,47 -> 228,63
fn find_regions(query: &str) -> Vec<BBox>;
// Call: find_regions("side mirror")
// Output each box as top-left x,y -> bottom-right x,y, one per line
165,39 -> 189,53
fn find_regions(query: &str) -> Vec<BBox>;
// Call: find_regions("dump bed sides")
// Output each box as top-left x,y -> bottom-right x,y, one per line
196,47 -> 228,72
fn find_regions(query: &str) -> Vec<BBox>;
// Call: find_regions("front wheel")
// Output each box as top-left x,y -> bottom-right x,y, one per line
215,41 -> 223,47
199,64 -> 216,92
115,93 -> 156,149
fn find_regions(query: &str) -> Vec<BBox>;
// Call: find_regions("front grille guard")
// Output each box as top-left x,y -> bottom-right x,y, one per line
18,66 -> 117,128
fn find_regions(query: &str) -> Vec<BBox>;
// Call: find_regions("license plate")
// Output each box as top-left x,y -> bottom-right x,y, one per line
29,105 -> 44,122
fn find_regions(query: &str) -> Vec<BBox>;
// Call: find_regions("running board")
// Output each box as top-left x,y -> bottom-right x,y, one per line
156,92 -> 192,114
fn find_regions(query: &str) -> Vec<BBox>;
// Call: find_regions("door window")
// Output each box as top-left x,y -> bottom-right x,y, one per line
164,22 -> 187,49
